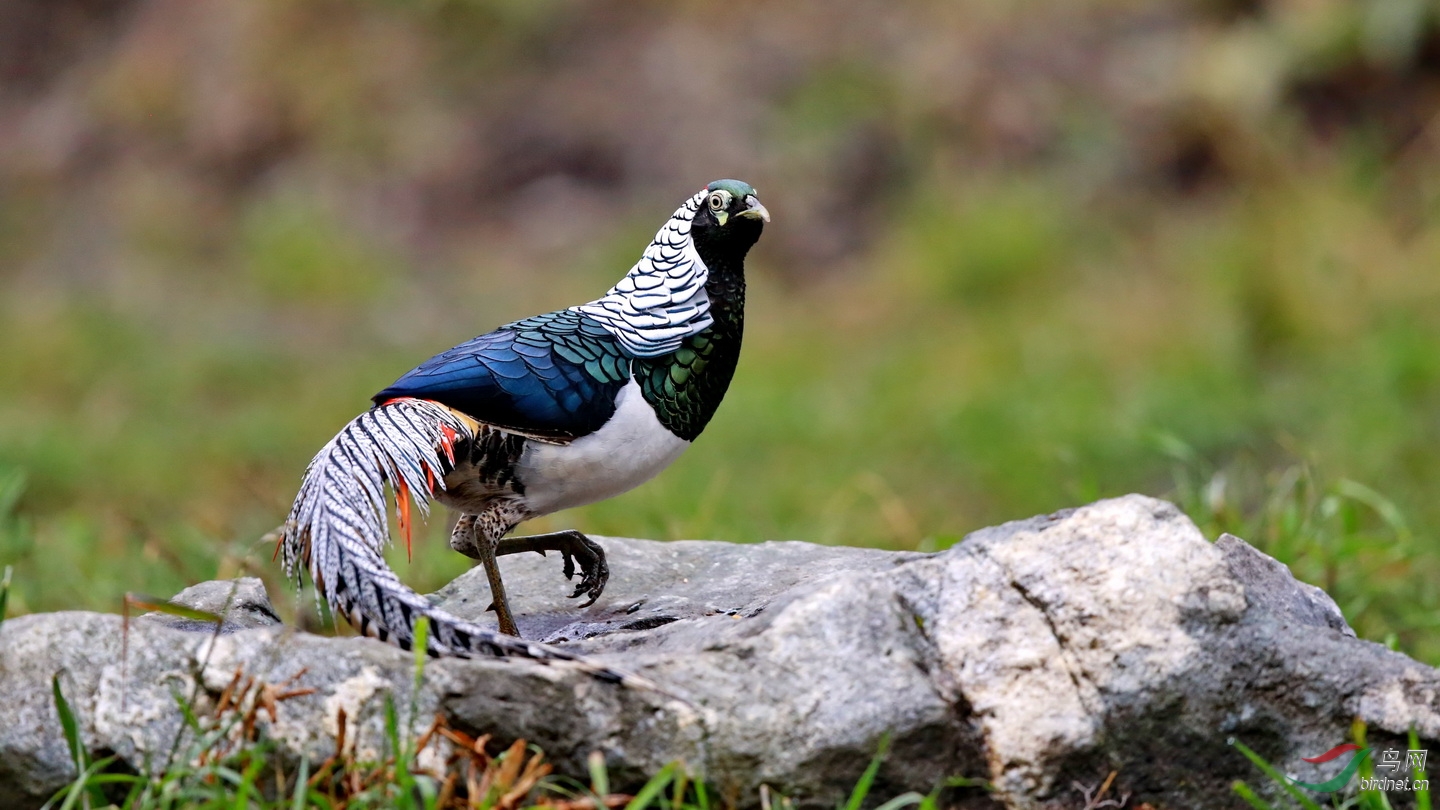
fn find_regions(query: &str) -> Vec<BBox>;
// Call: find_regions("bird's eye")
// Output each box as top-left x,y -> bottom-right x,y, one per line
708,192 -> 727,211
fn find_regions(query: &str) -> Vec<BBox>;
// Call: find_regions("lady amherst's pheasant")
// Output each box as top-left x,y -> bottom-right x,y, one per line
280,180 -> 768,665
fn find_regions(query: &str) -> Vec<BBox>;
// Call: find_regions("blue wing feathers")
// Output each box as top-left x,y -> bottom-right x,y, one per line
373,310 -> 632,439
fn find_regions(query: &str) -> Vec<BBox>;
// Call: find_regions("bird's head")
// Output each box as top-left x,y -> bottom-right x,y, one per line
691,179 -> 768,261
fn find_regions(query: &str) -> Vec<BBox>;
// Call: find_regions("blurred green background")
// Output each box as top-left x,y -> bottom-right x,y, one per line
2,0 -> 1438,661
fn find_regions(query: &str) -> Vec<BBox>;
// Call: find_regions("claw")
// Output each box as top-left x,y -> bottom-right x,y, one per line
575,583 -> 602,609
487,529 -> 608,612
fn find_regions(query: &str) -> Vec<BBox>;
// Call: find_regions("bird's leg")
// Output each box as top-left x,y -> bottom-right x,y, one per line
494,530 -> 608,608
456,508 -> 523,637
451,519 -> 609,609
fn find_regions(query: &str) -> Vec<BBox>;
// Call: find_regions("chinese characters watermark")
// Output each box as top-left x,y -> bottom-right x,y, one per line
1358,747 -> 1429,792
1290,744 -> 1430,793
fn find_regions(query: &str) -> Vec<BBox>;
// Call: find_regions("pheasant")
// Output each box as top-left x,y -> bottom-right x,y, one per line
279,180 -> 768,664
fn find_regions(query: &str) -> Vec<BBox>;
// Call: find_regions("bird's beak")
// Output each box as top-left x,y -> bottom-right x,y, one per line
737,195 -> 770,223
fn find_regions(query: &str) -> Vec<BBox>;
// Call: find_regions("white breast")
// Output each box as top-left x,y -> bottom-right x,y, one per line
515,379 -> 690,516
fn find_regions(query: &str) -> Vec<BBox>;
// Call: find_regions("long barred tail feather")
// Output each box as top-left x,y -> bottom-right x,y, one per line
280,398 -> 628,681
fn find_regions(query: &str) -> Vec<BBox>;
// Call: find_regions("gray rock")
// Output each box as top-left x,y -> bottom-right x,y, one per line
1,494 -> 1436,809
1215,532 -> 1356,636
137,576 -> 284,633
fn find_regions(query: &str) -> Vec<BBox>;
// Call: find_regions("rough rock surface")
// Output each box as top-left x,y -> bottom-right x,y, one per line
1,495 -> 1436,809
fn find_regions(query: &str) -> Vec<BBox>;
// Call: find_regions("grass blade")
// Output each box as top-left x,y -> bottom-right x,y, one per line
413,615 -> 430,687
385,692 -> 402,755
1411,726 -> 1432,810
232,753 -> 266,810
55,757 -> 117,810
386,692 -> 426,807
49,678 -> 112,810
1232,780 -> 1276,810
1230,738 -> 1323,810
844,735 -> 891,810
0,469 -> 24,516
624,762 -> 676,810
125,592 -> 225,625
589,750 -> 610,798
291,757 -> 311,810
173,684 -> 206,735
409,614 -> 430,775
0,564 -> 11,628
1351,719 -> 1394,810
51,675 -> 86,773
693,771 -> 709,810
872,792 -> 925,810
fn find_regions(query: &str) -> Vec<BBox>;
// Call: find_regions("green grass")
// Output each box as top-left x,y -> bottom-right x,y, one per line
44,656 -> 962,810
1,3 -> 1437,806
3,157 -> 1439,663
0,563 -> 11,628
1171,455 -> 1439,661
35,593 -> 986,809
1231,721 -> 1433,810
1,1 -> 1438,670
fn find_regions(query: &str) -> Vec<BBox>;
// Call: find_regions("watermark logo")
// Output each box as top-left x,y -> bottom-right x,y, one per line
1292,744 -> 1430,793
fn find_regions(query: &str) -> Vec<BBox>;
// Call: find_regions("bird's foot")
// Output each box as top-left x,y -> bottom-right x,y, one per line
557,531 -> 608,607
495,529 -> 608,608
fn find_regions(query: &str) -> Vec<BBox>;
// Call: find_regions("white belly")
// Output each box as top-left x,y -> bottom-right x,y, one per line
516,379 -> 690,516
